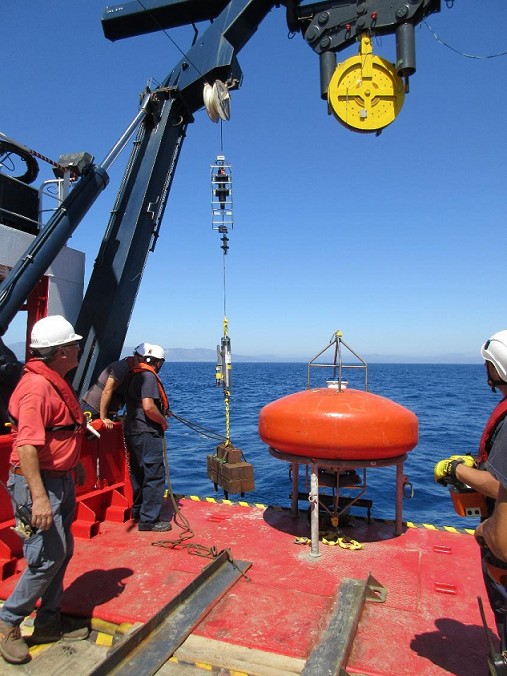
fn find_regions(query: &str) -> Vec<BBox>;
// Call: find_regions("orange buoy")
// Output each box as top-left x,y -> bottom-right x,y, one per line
258,388 -> 418,461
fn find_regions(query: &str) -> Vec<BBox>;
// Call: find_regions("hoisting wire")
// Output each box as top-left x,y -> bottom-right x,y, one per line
223,315 -> 231,446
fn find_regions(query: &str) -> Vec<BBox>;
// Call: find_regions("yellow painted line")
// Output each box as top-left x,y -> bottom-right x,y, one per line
195,661 -> 213,670
255,503 -> 267,508
205,497 -> 217,503
423,523 -> 437,530
96,632 -> 113,647
230,670 -> 249,676
406,522 -> 417,528
222,500 -> 233,504
443,526 -> 459,533
189,495 -> 201,501
169,656 -> 178,663
238,501 -> 249,507
28,643 -> 51,658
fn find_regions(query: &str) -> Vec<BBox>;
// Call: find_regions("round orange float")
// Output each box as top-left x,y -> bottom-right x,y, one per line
258,388 -> 418,461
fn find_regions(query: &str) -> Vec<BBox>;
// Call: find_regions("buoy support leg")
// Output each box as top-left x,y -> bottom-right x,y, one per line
310,464 -> 321,558
291,462 -> 299,518
395,460 -> 404,535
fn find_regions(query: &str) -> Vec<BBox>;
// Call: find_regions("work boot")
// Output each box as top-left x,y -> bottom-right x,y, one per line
0,620 -> 29,664
31,616 -> 89,644
138,521 -> 172,532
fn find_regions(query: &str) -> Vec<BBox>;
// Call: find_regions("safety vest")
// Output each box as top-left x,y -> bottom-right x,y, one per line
129,363 -> 170,416
9,359 -> 85,433
478,397 -> 507,463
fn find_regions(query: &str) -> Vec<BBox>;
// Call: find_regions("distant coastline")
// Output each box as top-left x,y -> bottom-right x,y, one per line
8,342 -> 481,365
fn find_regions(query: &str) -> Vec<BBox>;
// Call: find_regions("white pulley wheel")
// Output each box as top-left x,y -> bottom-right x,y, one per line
203,80 -> 231,123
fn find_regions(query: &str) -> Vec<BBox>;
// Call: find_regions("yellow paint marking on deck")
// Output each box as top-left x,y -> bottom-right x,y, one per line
169,656 -> 178,663
189,495 -> 200,501
230,671 -> 249,676
444,526 -> 459,533
238,502 -> 249,507
205,497 -> 217,503
255,503 -> 266,508
423,524 -> 437,530
195,662 -> 213,670
223,500 -> 233,504
465,528 -> 476,535
405,522 -> 416,528
96,632 -> 113,647
28,643 -> 50,658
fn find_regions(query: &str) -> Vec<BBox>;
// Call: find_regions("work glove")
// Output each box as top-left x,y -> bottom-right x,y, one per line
434,454 -> 475,486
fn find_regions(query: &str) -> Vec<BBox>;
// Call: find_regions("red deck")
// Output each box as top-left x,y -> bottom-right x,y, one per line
0,495 -> 494,675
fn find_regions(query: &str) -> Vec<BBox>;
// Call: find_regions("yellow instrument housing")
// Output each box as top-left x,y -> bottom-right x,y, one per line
327,35 -> 405,133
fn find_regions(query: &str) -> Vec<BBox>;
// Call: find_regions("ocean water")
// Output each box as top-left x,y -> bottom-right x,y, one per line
159,362 -> 494,529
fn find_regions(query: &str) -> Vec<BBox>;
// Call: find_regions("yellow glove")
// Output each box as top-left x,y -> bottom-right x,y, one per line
434,454 -> 475,486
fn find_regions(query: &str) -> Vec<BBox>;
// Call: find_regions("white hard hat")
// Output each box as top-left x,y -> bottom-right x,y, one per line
30,315 -> 82,349
145,344 -> 165,360
134,342 -> 151,356
481,331 -> 507,382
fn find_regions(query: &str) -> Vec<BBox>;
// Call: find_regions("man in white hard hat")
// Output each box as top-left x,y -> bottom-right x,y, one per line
82,343 -> 151,429
124,344 -> 172,531
434,331 -> 507,654
0,315 -> 89,664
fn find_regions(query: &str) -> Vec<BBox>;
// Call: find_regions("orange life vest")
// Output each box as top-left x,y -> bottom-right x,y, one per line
478,397 -> 507,463
129,363 -> 170,415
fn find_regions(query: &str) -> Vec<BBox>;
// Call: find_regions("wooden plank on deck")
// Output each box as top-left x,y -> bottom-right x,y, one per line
175,634 -> 305,676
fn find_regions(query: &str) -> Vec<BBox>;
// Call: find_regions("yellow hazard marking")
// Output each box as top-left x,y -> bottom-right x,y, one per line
96,632 -> 113,647
230,671 -> 249,676
171,495 -> 475,535
169,656 -> 178,663
195,662 -> 213,670
28,645 -> 51,658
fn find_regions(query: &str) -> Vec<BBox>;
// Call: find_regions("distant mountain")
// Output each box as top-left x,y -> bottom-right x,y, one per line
7,342 -> 481,364
121,347 -> 296,363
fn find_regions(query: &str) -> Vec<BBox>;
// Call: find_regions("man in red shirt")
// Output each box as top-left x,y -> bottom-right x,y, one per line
0,315 -> 89,664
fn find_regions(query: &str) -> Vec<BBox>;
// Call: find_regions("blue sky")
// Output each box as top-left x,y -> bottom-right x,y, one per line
2,1 -> 506,360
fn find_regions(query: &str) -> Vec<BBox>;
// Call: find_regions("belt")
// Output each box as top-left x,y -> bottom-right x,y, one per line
10,465 -> 73,478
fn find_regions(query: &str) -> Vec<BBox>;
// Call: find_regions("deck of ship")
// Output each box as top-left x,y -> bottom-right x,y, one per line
0,494 -> 496,676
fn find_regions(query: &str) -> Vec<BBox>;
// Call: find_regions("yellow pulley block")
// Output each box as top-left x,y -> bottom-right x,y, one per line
327,35 -> 405,133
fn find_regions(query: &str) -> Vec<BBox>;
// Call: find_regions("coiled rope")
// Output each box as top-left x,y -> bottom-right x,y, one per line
151,436 -> 251,581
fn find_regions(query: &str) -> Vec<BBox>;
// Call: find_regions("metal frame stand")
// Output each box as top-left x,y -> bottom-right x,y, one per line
270,448 -> 407,558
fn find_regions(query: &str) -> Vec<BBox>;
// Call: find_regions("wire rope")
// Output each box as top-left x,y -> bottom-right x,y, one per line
424,21 -> 507,59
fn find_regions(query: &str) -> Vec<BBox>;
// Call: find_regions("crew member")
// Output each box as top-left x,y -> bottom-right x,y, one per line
81,343 -> 149,429
434,330 -> 507,652
0,315 -> 89,665
124,344 -> 172,532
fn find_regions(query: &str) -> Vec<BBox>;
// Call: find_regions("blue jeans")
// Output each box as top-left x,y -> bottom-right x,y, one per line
124,432 -> 165,525
0,473 -> 76,628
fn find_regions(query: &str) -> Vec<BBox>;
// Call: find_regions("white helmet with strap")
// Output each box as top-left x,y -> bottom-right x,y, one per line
134,342 -> 151,357
481,331 -> 507,383
30,315 -> 82,349
144,344 -> 165,361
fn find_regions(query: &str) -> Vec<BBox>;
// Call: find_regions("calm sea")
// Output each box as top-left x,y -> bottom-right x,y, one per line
159,362 -> 493,529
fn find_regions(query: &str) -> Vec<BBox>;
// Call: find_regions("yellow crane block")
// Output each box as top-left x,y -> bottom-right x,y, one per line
328,35 -> 405,133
